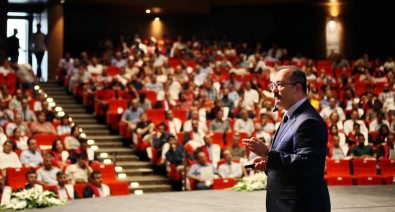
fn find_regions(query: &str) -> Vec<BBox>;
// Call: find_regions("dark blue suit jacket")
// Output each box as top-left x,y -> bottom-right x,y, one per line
266,100 -> 330,212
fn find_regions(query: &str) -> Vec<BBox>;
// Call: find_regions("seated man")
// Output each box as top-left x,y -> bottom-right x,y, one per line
20,138 -> 43,167
233,109 -> 254,136
24,169 -> 43,191
52,171 -> 78,200
209,110 -> 231,134
29,111 -> 56,135
218,150 -> 243,178
5,112 -> 32,137
69,138 -> 98,164
183,119 -> 204,148
350,133 -> 375,159
20,99 -> 37,122
65,153 -> 92,184
328,134 -> 346,159
377,133 -> 395,160
165,136 -> 193,173
187,151 -> 218,190
196,134 -> 221,168
225,133 -> 247,161
83,170 -> 110,198
135,112 -> 155,146
0,174 -> 12,205
121,99 -> 144,133
0,140 -> 22,169
163,110 -> 182,136
36,154 -> 61,185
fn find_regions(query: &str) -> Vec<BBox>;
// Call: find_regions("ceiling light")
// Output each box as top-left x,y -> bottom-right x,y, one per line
145,9 -> 151,14
154,17 -> 160,21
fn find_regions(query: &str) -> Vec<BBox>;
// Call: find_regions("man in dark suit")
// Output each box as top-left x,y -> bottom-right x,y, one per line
7,29 -> 20,63
243,66 -> 330,212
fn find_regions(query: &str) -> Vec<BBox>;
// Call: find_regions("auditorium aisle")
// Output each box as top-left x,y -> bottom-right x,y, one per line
39,80 -> 172,194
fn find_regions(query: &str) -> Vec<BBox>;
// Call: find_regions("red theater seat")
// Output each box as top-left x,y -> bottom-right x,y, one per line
106,181 -> 130,196
90,163 -> 117,183
34,134 -> 58,150
326,176 -> 354,186
6,167 -> 31,191
380,159 -> 395,184
212,178 -> 237,190
74,183 -> 88,198
352,159 -> 382,185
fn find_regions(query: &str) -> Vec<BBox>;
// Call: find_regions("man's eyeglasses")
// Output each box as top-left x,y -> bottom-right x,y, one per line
269,81 -> 299,90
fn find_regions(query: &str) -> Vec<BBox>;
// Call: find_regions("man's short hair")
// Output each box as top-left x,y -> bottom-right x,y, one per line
56,171 -> 66,178
90,170 -> 101,179
276,65 -> 307,94
77,153 -> 88,160
27,137 -> 36,146
25,169 -> 37,179
356,133 -> 365,139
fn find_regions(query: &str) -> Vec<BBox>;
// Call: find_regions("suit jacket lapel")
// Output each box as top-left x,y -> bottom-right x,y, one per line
272,100 -> 311,149
273,117 -> 296,149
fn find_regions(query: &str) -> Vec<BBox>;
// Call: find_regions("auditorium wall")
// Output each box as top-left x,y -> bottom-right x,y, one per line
63,1 -> 394,60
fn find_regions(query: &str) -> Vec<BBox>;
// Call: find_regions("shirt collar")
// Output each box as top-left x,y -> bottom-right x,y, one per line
285,98 -> 307,118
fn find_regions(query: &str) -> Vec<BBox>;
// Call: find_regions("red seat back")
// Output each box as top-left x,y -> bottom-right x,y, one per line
34,134 -> 58,150
90,163 -> 117,182
108,99 -> 128,113
74,183 -> 88,198
146,109 -> 166,125
6,167 -> 31,190
107,181 -> 130,196
352,159 -> 378,176
326,159 -> 351,176
381,159 -> 395,177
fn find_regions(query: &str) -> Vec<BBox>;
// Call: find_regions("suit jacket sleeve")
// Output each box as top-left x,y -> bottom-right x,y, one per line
266,118 -> 327,177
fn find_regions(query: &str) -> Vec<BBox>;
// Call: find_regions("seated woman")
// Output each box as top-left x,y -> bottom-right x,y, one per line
63,125 -> 81,151
8,127 -> 28,151
49,139 -> 70,169
57,115 -> 72,136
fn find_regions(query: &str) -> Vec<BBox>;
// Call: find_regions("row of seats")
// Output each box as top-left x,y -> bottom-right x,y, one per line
3,163 -> 129,195
325,158 -> 395,186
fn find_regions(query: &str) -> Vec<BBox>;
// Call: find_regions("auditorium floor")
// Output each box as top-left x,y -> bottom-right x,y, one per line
33,186 -> 395,212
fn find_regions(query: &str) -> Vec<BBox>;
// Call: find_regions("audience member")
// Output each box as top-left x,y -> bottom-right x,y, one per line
9,127 -> 28,151
5,113 -> 31,137
23,169 -> 43,191
369,111 -> 390,132
57,115 -> 72,135
50,139 -> 69,169
196,134 -> 221,168
350,133 -> 375,159
164,110 -> 182,135
30,111 -> 56,135
320,96 -> 346,121
121,99 -> 144,133
36,154 -> 61,185
233,109 -> 254,136
218,150 -> 243,178
83,170 -> 110,198
0,174 -> 12,205
225,133 -> 247,161
209,110 -> 230,133
377,133 -> 395,160
20,137 -> 43,167
53,171 -> 78,200
65,153 -> 92,184
64,125 -> 81,150
0,140 -> 22,169
0,99 -> 14,127
187,151 -> 218,190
